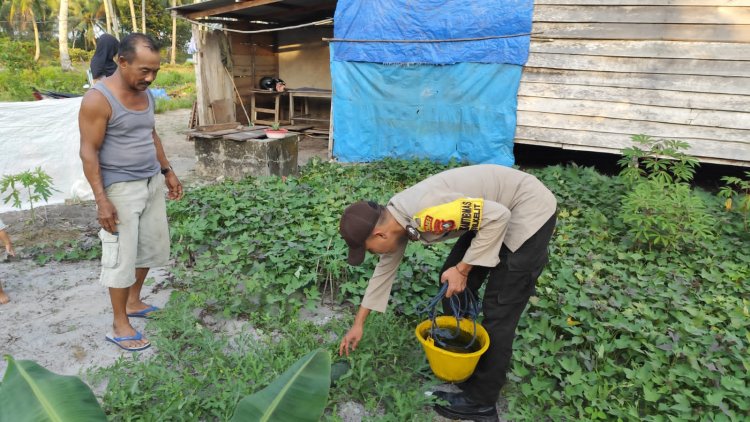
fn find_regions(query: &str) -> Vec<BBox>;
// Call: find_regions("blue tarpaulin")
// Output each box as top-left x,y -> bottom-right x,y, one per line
331,0 -> 534,165
332,60 -> 521,165
332,0 -> 533,65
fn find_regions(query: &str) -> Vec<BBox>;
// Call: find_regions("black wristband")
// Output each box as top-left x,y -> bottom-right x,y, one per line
161,166 -> 172,175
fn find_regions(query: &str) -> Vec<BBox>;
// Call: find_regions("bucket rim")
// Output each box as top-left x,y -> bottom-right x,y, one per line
414,316 -> 490,358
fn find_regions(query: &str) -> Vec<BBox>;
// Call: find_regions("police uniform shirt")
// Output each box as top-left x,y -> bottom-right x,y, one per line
361,164 -> 557,313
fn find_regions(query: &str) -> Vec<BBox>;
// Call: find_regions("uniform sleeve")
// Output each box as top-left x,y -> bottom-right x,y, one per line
461,200 -> 511,267
360,240 -> 407,313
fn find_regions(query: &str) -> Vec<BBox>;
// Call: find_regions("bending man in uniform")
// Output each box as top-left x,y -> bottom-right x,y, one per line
79,33 -> 183,352
338,164 -> 557,422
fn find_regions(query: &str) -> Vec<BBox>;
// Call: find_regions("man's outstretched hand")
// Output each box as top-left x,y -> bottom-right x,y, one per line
339,325 -> 363,356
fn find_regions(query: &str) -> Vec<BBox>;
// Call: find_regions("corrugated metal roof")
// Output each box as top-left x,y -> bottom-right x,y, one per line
171,0 -> 336,26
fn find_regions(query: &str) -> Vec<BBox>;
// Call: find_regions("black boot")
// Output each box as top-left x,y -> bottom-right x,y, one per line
432,391 -> 499,422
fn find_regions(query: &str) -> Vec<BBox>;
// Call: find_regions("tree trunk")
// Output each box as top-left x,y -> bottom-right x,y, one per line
128,0 -> 138,31
141,0 -> 146,33
31,10 -> 40,62
58,0 -> 73,71
103,0 -> 112,33
170,0 -> 177,64
108,0 -> 120,38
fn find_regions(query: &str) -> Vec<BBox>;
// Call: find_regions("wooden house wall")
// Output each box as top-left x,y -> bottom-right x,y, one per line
518,0 -> 750,166
278,26 -> 332,90
278,26 -> 332,123
226,23 -> 278,125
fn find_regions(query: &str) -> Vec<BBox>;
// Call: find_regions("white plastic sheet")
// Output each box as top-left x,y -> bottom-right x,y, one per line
0,97 -> 93,213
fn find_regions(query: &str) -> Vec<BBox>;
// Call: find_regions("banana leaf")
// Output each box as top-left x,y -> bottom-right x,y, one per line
0,355 -> 106,422
230,349 -> 331,422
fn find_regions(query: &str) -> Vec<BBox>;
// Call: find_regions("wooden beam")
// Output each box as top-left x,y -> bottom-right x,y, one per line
186,0 -> 282,20
252,2 -> 335,22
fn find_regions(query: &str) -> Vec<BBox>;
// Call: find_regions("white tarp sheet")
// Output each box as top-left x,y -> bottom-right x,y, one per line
0,97 -> 93,213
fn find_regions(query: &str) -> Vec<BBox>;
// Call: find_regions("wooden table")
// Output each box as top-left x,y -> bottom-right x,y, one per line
287,89 -> 332,126
249,89 -> 287,126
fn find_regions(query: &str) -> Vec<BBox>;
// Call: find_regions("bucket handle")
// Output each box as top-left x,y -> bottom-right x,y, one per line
419,284 -> 481,352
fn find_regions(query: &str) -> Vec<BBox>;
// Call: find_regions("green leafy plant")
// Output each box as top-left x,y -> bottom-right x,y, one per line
230,349 -> 330,421
67,48 -> 94,63
619,179 -> 715,250
0,356 -> 107,421
0,167 -> 58,224
616,135 -> 714,250
25,237 -> 101,266
618,134 -> 700,185
718,171 -> 750,230
0,38 -> 37,72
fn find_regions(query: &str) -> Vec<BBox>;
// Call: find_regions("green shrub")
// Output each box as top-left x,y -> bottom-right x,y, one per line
616,134 -> 715,250
0,38 -> 36,71
0,71 -> 35,101
618,134 -> 699,185
154,65 -> 195,87
0,66 -> 87,101
718,171 -> 750,231
34,66 -> 88,93
68,47 -> 94,63
154,96 -> 195,114
619,179 -> 715,250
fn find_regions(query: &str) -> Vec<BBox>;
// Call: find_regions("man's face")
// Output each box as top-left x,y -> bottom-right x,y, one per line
120,45 -> 161,92
365,232 -> 406,256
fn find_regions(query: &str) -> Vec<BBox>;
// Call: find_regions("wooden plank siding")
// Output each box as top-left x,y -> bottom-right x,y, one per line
518,1 -> 750,166
226,24 -> 278,124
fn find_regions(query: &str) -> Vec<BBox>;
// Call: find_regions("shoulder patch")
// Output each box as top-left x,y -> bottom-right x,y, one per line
413,198 -> 483,234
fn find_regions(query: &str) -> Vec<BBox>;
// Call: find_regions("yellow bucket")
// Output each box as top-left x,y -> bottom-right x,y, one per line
415,316 -> 490,382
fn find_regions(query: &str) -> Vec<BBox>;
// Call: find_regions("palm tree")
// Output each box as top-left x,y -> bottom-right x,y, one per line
71,0 -> 105,50
58,0 -> 72,70
127,0 -> 137,31
170,0 -> 176,64
7,0 -> 42,61
108,0 -> 120,37
102,0 -> 111,32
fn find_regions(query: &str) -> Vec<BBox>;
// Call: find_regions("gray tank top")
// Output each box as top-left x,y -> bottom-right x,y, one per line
92,82 -> 160,188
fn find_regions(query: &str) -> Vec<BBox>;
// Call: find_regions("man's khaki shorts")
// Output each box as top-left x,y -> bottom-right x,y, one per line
99,174 -> 170,288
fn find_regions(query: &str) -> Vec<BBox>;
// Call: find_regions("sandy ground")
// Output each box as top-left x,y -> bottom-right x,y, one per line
0,110 -> 496,420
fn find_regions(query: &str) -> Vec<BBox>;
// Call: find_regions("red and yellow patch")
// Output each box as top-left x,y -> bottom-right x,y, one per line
413,198 -> 483,234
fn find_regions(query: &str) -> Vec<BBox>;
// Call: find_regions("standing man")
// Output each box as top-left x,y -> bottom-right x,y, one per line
79,33 -> 183,352
338,164 -> 557,422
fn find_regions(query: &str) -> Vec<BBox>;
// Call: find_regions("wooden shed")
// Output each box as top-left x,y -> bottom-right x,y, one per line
175,0 -> 750,166
172,0 -> 336,135
520,0 -> 750,166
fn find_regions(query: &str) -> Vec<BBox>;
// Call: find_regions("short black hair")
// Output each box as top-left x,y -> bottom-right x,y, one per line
118,33 -> 160,63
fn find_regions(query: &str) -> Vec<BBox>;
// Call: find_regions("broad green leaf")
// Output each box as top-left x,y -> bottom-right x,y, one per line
643,384 -> 660,402
0,356 -> 106,422
230,349 -> 331,422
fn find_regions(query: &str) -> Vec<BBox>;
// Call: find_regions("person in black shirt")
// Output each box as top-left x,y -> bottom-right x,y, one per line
90,34 -> 120,82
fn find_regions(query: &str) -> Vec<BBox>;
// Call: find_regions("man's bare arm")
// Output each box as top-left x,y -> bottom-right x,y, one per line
79,90 -> 118,233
